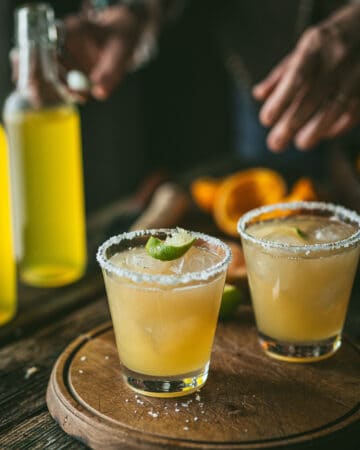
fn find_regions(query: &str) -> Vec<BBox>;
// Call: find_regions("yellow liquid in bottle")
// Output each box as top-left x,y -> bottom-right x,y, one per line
0,125 -> 16,324
5,106 -> 86,287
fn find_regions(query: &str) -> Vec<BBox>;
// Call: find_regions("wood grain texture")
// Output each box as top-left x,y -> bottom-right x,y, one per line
47,306 -> 360,450
0,296 -> 109,449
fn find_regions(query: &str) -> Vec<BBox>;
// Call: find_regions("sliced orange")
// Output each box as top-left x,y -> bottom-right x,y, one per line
190,177 -> 221,213
257,177 -> 318,222
213,168 -> 287,237
284,177 -> 317,202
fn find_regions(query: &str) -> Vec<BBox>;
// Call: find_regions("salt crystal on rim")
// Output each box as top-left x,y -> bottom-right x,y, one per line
97,229 -> 231,286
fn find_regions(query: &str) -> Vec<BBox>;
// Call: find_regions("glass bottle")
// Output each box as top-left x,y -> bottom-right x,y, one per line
3,4 -> 87,287
0,124 -> 16,324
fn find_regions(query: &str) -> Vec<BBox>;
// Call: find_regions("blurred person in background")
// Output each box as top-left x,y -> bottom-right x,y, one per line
61,0 -> 360,167
3,0 -> 360,210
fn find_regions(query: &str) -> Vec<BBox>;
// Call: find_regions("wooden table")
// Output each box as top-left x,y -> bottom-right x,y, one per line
1,161 -> 360,449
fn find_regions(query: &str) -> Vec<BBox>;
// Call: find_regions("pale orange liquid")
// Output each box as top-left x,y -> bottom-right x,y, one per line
5,106 -> 86,287
0,125 -> 16,324
104,246 -> 226,376
244,216 -> 359,343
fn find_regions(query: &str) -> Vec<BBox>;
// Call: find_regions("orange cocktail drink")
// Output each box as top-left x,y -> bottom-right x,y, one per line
97,229 -> 231,397
238,202 -> 360,362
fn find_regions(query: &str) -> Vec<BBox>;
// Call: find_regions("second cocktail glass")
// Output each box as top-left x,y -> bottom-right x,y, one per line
238,201 -> 360,362
97,229 -> 231,397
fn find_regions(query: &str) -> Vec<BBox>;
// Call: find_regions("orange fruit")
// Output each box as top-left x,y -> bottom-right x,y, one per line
284,177 -> 317,202
252,177 -> 318,222
213,168 -> 287,237
190,177 -> 221,213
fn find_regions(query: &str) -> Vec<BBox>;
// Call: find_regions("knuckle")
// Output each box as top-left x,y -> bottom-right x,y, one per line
299,27 -> 322,48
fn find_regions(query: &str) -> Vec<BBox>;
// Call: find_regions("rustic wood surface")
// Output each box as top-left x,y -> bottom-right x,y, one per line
46,311 -> 360,450
1,157 -> 360,449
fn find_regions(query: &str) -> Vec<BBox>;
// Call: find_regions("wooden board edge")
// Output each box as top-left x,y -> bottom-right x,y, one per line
46,322 -> 360,450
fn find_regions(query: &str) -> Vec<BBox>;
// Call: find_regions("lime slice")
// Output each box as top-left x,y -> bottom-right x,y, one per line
219,284 -> 242,320
260,225 -> 308,241
294,227 -> 307,239
145,228 -> 196,261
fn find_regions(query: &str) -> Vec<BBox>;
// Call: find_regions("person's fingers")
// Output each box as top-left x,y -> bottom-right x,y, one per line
259,59 -> 313,127
259,28 -> 321,127
324,105 -> 360,138
252,57 -> 289,100
294,97 -> 355,149
266,79 -> 332,151
89,36 -> 130,99
61,17 -> 100,75
295,94 -> 360,150
295,63 -> 360,147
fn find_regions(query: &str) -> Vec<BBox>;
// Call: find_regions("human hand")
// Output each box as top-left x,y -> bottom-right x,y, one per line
62,5 -> 146,100
253,4 -> 360,151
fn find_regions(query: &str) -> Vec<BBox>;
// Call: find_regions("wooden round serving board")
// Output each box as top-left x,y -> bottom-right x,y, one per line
47,306 -> 360,449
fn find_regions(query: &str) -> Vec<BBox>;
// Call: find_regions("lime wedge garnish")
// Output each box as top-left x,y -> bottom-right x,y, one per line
263,225 -> 308,240
294,227 -> 308,239
145,228 -> 196,261
219,284 -> 242,320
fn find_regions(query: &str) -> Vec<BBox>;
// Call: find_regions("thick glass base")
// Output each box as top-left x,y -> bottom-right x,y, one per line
259,332 -> 342,363
122,362 -> 209,398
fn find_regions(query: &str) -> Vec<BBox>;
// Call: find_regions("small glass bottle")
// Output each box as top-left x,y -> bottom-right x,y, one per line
3,4 -> 87,287
0,124 -> 16,324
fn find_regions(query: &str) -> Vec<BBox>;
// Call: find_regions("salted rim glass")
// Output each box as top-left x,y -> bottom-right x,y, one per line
238,201 -> 360,253
237,201 -> 360,363
96,228 -> 232,285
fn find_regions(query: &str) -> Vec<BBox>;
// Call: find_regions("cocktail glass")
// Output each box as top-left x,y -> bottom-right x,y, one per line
97,229 -> 231,397
238,201 -> 360,362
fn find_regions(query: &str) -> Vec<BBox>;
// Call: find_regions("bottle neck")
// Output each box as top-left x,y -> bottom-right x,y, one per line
17,43 -> 59,91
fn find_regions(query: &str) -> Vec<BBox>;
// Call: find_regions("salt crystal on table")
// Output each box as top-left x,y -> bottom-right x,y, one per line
183,427 -> 189,431
80,356 -> 87,361
24,366 -> 39,379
